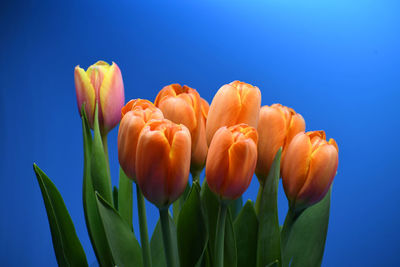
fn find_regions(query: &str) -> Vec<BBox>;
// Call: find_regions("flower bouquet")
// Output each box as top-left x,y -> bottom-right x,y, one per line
34,60 -> 338,267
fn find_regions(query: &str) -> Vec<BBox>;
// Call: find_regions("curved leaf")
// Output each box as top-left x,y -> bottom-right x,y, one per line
151,213 -> 178,267
224,209 -> 237,267
91,104 -> 113,204
96,193 -> 143,267
34,164 -> 88,267
234,200 -> 258,267
283,189 -> 331,267
256,149 -> 282,267
177,181 -> 208,267
118,168 -> 133,229
81,108 -> 114,267
200,181 -> 237,267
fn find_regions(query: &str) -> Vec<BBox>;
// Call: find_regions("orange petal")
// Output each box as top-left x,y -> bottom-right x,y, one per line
99,62 -> 125,132
224,138 -> 257,199
167,125 -> 191,203
296,143 -> 338,205
206,127 -> 233,194
282,132 -> 312,203
256,106 -> 286,182
117,112 -> 146,180
135,126 -> 170,207
206,84 -> 241,145
236,84 -> 261,129
74,66 -> 96,127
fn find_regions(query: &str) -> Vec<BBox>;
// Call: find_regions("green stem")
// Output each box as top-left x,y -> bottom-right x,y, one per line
281,208 -> 303,267
214,202 -> 228,267
101,134 -> 110,172
254,183 -> 263,215
159,208 -> 178,267
191,170 -> 201,183
137,184 -> 152,267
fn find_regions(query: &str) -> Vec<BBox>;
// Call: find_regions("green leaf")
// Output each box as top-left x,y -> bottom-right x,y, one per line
151,213 -> 179,267
234,200 -> 258,267
265,260 -> 279,267
172,182 -> 191,225
91,104 -> 113,204
81,108 -> 114,267
228,196 -> 243,220
33,164 -> 88,267
256,148 -> 282,267
200,180 -> 237,267
177,181 -> 208,267
200,180 -> 219,265
113,186 -> 119,210
224,209 -> 237,267
283,189 -> 331,267
96,193 -> 143,267
118,168 -> 133,230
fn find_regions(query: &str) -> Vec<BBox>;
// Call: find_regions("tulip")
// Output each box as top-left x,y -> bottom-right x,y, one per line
118,99 -> 164,181
75,60 -> 124,134
135,119 -> 191,207
282,130 -> 339,211
206,124 -> 258,200
206,81 -> 261,145
255,104 -> 305,183
154,84 -> 209,173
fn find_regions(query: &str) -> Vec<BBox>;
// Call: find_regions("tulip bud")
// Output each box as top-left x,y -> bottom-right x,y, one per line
154,84 -> 209,172
255,104 -> 305,183
118,99 -> 164,181
282,131 -> 339,212
136,119 -> 191,207
206,81 -> 261,145
75,60 -> 125,134
206,124 -> 258,200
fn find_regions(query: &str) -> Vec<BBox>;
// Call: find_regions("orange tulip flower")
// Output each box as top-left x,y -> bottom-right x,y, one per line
118,99 -> 164,181
206,81 -> 261,145
136,119 -> 191,207
282,131 -> 339,211
75,60 -> 124,134
256,104 -> 305,183
206,124 -> 258,200
155,84 -> 209,172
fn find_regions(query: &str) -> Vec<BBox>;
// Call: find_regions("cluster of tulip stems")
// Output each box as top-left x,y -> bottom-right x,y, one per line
34,61 -> 339,267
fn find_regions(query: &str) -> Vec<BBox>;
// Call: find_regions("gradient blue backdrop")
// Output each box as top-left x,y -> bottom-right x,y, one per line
1,0 -> 399,266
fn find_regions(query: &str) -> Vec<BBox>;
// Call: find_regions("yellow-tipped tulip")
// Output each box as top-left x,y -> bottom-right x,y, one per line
282,131 -> 339,211
118,99 -> 164,181
136,119 -> 191,207
155,84 -> 209,172
256,104 -> 305,183
206,124 -> 258,200
206,81 -> 261,145
75,60 -> 125,134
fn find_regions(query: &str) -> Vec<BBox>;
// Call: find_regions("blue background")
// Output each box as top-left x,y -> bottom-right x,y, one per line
1,0 -> 399,266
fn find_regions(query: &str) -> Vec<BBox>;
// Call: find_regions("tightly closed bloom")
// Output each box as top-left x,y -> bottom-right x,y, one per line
118,99 -> 164,181
206,81 -> 261,145
282,131 -> 339,211
255,104 -> 305,183
136,119 -> 191,207
206,124 -> 258,200
75,60 -> 124,134
154,84 -> 209,172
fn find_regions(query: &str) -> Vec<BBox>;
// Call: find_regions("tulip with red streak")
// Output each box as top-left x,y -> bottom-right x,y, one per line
155,84 -> 209,172
256,104 -> 305,183
206,124 -> 258,200
206,81 -> 261,145
135,119 -> 191,207
75,60 -> 124,134
282,130 -> 339,211
118,99 -> 164,181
